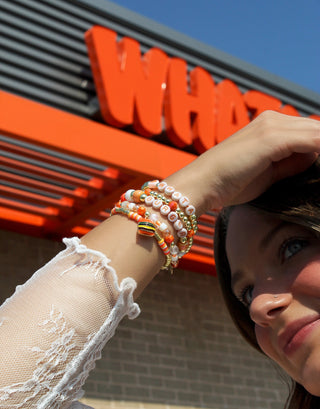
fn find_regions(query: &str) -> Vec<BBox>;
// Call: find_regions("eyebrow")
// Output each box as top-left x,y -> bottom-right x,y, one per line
259,221 -> 289,251
231,221 -> 289,293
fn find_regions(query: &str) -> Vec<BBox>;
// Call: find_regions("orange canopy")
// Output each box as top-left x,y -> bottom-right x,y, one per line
0,91 -> 216,274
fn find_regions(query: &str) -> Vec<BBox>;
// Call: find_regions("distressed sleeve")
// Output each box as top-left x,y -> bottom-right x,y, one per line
0,237 -> 140,409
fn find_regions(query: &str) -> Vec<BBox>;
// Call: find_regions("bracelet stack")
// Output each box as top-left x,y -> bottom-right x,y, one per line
110,180 -> 198,271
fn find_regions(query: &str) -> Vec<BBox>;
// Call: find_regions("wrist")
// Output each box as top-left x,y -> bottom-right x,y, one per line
164,165 -> 222,216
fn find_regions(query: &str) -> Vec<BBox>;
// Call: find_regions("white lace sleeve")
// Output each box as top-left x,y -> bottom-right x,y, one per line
0,237 -> 140,409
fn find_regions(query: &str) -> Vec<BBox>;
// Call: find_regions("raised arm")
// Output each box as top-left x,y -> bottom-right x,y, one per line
0,111 -> 319,408
82,111 -> 320,296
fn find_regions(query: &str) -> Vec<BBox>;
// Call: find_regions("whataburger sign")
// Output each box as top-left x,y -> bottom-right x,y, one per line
0,24 -> 318,271
85,26 -> 319,154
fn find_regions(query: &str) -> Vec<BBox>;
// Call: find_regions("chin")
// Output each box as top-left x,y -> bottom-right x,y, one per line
301,355 -> 320,397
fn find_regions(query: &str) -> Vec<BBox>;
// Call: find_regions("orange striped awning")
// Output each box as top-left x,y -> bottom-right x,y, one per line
0,90 -> 216,274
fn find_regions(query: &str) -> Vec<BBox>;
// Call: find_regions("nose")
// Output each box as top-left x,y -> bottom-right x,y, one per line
249,292 -> 292,327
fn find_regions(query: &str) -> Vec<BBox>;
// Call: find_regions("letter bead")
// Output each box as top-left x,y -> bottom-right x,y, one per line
164,185 -> 175,196
157,181 -> 167,192
172,191 -> 182,201
185,205 -> 196,216
173,219 -> 183,231
160,205 -> 170,215
177,228 -> 188,238
179,196 -> 189,207
168,211 -> 178,222
152,199 -> 163,209
144,195 -> 154,206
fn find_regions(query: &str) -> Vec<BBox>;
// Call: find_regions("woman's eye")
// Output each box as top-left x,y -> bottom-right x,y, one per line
280,238 -> 309,262
238,286 -> 254,307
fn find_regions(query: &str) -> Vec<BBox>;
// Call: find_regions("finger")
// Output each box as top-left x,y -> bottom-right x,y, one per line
265,124 -> 320,162
271,152 -> 318,183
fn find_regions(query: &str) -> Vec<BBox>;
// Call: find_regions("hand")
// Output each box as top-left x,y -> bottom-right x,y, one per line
165,111 -> 320,214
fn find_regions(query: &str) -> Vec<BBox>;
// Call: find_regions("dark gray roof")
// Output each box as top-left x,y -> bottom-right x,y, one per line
1,0 -> 319,117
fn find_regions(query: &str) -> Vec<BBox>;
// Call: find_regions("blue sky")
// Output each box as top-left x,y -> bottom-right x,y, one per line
111,0 -> 320,96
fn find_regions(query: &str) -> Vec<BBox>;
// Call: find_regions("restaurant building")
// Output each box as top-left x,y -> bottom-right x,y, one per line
1,1 -> 319,408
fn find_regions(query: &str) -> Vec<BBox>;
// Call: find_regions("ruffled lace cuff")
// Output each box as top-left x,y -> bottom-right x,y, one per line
0,237 -> 140,409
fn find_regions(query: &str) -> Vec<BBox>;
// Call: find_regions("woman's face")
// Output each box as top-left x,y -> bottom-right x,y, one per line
226,206 -> 320,396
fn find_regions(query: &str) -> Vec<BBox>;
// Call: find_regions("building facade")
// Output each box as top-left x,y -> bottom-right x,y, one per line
0,1 -> 319,408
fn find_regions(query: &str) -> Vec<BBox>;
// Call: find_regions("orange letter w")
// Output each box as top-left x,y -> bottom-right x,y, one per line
85,26 -> 169,137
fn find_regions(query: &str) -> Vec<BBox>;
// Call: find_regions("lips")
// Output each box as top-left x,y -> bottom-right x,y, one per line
278,315 -> 320,356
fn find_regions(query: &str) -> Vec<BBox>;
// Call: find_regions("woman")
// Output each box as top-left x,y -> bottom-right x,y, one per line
214,159 -> 320,409
0,111 -> 319,408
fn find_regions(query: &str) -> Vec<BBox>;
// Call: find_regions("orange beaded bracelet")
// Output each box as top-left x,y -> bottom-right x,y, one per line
111,180 -> 198,270
110,206 -> 171,270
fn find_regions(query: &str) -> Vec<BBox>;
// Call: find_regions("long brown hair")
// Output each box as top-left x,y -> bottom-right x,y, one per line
214,159 -> 320,409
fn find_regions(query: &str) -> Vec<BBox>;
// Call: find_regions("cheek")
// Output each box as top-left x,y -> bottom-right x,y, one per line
292,260 -> 320,296
254,326 -> 277,360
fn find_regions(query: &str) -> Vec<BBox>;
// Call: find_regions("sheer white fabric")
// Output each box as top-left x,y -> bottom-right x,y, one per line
0,237 -> 140,409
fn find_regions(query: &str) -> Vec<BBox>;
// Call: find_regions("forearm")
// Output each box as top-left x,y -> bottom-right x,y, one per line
81,214 -> 167,298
